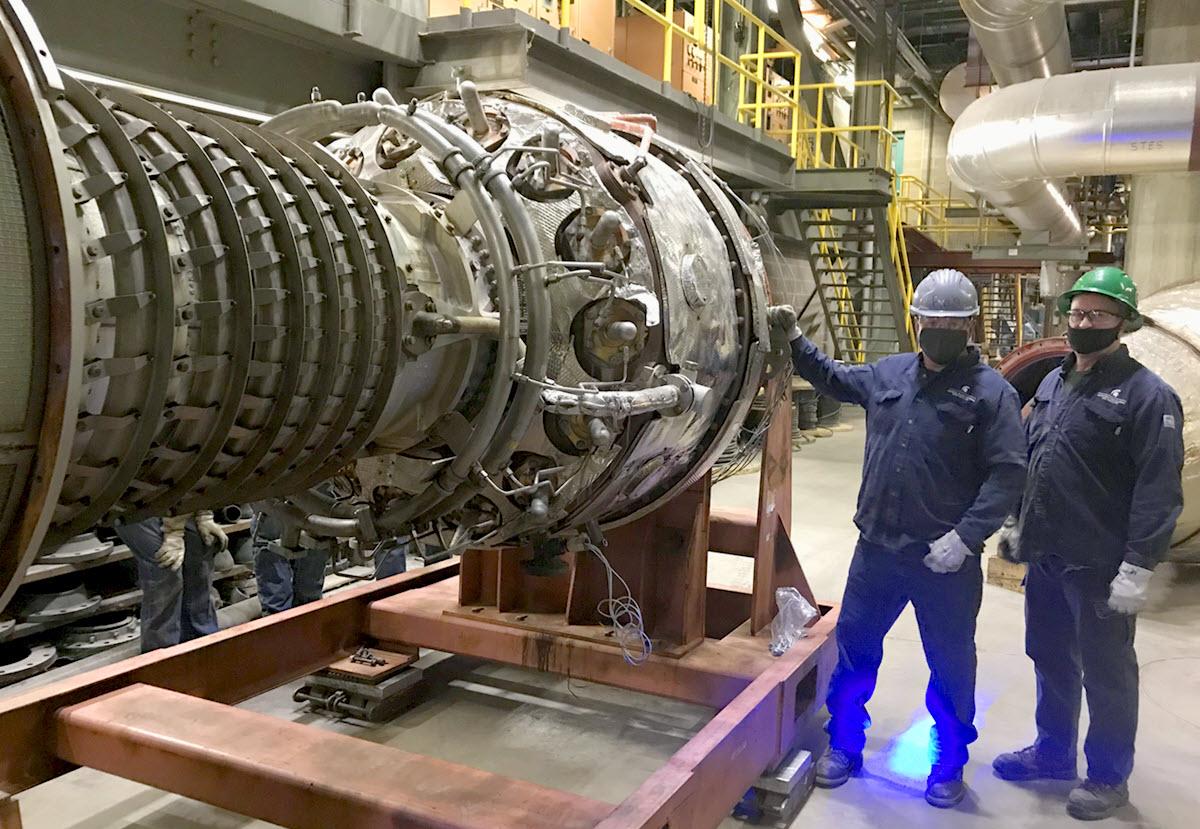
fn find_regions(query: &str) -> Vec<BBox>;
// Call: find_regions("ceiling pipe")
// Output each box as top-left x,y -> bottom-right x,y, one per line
954,0 -> 1084,244
960,0 -> 1073,84
948,62 -> 1200,244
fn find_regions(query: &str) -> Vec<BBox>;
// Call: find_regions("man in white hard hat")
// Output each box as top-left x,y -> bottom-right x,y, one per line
768,268 -> 1026,808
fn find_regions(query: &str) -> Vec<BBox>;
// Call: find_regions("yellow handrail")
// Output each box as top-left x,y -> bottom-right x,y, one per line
896,173 -> 1012,249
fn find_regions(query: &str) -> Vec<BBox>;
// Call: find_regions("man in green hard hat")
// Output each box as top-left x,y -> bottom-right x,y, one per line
993,266 -> 1185,821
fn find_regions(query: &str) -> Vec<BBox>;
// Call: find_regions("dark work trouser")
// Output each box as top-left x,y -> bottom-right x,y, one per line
116,517 -> 218,653
254,545 -> 328,615
1025,555 -> 1138,785
826,537 -> 983,770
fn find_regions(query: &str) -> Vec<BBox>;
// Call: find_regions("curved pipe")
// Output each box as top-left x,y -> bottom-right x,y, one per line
948,62 -> 1200,243
955,0 -> 1082,243
260,500 -> 361,538
383,103 -> 552,530
959,0 -> 1071,86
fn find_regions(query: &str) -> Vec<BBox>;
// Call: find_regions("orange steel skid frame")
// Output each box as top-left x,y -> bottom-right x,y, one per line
0,384 -> 838,829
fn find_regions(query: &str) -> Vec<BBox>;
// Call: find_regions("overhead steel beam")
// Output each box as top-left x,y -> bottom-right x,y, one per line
25,0 -> 399,113
416,11 -> 798,189
164,0 -> 425,63
819,0 -> 948,120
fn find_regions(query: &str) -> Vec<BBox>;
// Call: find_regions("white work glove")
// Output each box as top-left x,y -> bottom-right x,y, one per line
924,529 -> 973,574
996,515 -> 1021,563
767,304 -> 804,344
1107,562 -> 1153,615
194,509 -> 229,551
156,514 -> 189,572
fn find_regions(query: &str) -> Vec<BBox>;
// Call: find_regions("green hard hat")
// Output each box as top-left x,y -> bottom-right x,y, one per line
1057,266 -> 1140,321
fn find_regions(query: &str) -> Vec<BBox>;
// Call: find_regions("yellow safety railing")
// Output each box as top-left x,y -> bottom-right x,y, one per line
807,208 -> 865,362
896,174 -> 1012,250
888,193 -> 918,350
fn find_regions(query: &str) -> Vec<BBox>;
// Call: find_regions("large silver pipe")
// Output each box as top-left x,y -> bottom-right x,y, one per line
960,0 -> 1072,85
956,0 -> 1084,243
949,62 -> 1200,243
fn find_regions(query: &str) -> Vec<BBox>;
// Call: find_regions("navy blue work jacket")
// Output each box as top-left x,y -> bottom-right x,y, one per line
789,337 -> 1026,553
1020,345 -> 1184,572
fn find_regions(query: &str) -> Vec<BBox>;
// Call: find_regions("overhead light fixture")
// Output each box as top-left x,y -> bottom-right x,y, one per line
767,0 -> 779,12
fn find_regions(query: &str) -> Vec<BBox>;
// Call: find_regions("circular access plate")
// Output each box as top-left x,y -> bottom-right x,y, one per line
36,533 -> 115,565
0,641 -> 57,687
56,611 -> 139,660
12,579 -> 102,624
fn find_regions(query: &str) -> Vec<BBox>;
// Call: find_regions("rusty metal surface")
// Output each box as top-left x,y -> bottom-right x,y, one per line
56,683 -> 614,829
0,0 -> 83,622
0,558 -> 458,794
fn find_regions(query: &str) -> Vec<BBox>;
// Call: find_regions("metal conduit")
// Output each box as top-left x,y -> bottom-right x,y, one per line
955,0 -> 1084,243
948,62 -> 1200,244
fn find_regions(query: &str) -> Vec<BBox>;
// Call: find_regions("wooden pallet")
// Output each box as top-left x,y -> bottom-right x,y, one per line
986,554 -> 1027,594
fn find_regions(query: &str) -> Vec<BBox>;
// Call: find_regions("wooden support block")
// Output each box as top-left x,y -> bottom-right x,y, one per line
0,794 -> 21,829
372,577 -> 777,706
458,547 -> 499,606
497,548 -> 571,613
321,647 -> 419,682
986,555 -> 1027,593
55,684 -> 613,829
708,506 -> 758,556
751,383 -> 817,635
705,585 -> 751,641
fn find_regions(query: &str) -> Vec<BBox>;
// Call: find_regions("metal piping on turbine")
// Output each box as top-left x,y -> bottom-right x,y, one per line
0,0 -> 772,611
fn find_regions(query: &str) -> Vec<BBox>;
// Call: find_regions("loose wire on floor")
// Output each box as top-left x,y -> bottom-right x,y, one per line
584,542 -> 651,666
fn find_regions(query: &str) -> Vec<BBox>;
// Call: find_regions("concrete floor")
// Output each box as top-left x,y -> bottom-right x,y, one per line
13,409 -> 1200,828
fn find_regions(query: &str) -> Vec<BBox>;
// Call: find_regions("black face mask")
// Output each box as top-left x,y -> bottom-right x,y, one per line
1067,325 -> 1121,354
919,328 -> 969,366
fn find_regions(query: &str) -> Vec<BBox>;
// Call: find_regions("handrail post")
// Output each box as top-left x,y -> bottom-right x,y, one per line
711,0 -> 722,108
754,25 -> 765,129
663,0 -> 675,83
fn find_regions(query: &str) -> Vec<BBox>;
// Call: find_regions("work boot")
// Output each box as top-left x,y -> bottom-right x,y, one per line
925,765 -> 967,808
814,747 -> 862,788
1066,780 -> 1129,821
993,745 -> 1077,781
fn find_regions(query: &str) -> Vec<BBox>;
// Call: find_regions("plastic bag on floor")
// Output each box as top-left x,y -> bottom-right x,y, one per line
768,587 -> 818,656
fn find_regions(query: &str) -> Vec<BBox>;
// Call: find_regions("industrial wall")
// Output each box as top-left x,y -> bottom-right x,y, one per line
1125,0 -> 1200,297
893,102 -> 953,196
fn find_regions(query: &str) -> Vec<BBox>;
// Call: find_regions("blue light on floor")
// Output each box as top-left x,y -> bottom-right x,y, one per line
884,713 -> 935,780
882,691 -> 998,780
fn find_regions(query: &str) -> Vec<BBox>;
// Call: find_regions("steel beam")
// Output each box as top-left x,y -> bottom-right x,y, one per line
0,559 -> 458,794
56,684 -> 613,829
415,10 -> 797,189
26,0 -> 399,114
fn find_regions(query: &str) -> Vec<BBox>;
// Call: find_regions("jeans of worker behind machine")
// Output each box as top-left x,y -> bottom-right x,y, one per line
250,512 -> 329,615
374,536 -> 413,579
115,517 -> 218,653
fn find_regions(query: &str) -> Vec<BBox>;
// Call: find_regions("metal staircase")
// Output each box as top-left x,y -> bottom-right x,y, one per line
771,169 -> 915,364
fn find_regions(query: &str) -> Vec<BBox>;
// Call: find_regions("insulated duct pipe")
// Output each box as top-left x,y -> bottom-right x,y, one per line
949,62 -> 1200,244
955,0 -> 1084,244
960,0 -> 1072,86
